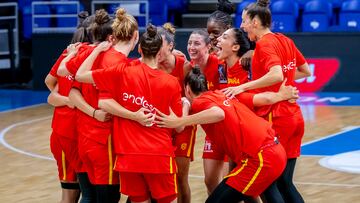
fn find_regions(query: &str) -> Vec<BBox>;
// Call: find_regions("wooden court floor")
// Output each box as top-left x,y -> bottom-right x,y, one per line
1,104 -> 360,203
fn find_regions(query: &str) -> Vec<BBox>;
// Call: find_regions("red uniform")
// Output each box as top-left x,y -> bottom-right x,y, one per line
219,62 -> 249,89
171,55 -> 197,160
92,61 -> 182,200
49,49 -> 79,181
73,47 -> 124,185
191,91 -> 286,196
252,33 -> 306,158
191,53 -> 222,91
191,54 -> 228,160
66,44 -> 95,75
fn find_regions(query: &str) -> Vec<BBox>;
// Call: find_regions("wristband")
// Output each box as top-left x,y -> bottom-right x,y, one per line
92,109 -> 97,118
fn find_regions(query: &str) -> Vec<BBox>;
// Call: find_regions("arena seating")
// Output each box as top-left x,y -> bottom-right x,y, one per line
339,0 -> 360,30
13,0 -> 360,40
271,0 -> 299,32
302,0 -> 333,32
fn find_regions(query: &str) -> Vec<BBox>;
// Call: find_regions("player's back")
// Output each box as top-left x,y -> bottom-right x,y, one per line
114,62 -> 182,156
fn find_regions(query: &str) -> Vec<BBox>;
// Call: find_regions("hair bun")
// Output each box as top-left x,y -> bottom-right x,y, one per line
217,0 -> 235,15
95,9 -> 110,25
146,24 -> 157,38
163,23 -> 176,35
78,11 -> 89,19
116,8 -> 126,21
257,0 -> 270,8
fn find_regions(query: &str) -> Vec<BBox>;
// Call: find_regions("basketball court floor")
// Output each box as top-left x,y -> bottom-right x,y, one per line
1,89 -> 360,202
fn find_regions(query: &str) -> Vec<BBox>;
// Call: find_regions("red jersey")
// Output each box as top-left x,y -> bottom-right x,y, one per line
170,55 -> 186,95
219,61 -> 249,89
66,44 -> 96,75
191,91 -> 275,160
251,33 -> 306,117
226,62 -> 249,87
92,62 -> 182,173
77,48 -> 129,144
49,49 -> 77,139
191,54 -> 222,91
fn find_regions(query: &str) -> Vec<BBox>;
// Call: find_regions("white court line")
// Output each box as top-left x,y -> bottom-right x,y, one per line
0,103 -> 47,114
294,181 -> 360,188
0,116 -> 54,161
301,126 -> 360,147
2,117 -> 360,188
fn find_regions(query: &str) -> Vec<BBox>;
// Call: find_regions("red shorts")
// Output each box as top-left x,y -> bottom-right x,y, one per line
173,125 -> 197,161
78,134 -> 119,185
202,135 -> 228,161
225,142 -> 286,196
272,111 -> 305,158
50,132 -> 78,182
120,172 -> 177,201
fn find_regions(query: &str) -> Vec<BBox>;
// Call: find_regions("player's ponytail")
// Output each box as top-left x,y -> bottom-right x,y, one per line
90,9 -> 113,42
140,24 -> 163,58
112,8 -> 138,42
158,23 -> 176,51
184,67 -> 208,95
244,0 -> 272,28
71,11 -> 94,43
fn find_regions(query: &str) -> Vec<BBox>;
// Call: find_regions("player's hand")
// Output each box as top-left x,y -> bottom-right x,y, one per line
222,85 -> 245,98
94,109 -> 112,122
67,42 -> 81,55
95,41 -> 112,53
172,49 -> 187,59
155,107 -> 182,129
278,78 -> 299,103
240,50 -> 253,69
65,98 -> 75,109
134,108 -> 155,127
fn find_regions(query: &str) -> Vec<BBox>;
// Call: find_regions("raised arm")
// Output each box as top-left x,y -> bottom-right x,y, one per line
57,43 -> 81,76
75,41 -> 112,83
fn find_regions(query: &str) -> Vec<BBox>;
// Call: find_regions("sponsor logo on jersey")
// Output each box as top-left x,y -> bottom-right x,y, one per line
283,58 -> 296,73
122,93 -> 155,112
65,75 -> 74,81
203,140 -> 213,153
181,143 -> 187,151
227,77 -> 240,85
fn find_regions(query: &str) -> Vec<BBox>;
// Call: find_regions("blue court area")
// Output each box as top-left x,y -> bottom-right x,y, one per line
0,89 -> 48,112
301,127 -> 360,156
298,92 -> 360,106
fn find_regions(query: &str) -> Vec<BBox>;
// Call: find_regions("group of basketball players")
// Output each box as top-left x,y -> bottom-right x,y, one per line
44,0 -> 311,203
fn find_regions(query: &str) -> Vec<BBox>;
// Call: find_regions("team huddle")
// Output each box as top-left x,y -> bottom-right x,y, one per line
44,0 -> 311,203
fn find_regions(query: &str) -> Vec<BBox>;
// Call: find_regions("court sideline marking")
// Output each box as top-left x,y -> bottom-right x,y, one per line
0,116 -> 54,161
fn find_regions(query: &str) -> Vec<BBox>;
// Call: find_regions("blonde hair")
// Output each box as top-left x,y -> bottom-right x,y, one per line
157,22 -> 176,50
112,8 -> 138,42
162,23 -> 175,35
